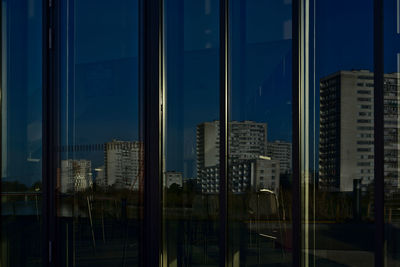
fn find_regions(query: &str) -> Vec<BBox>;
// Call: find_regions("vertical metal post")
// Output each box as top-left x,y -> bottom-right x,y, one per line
219,0 -> 229,266
139,0 -> 163,265
42,0 -> 51,265
43,0 -> 60,265
292,0 -> 301,266
0,0 -> 3,260
374,0 -> 384,265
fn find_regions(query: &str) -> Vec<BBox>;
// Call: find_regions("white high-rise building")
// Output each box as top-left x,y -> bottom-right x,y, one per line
60,159 -> 92,193
105,140 -> 143,190
319,70 -> 400,192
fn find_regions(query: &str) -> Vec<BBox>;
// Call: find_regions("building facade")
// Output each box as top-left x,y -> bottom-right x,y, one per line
319,70 -> 400,192
266,140 -> 292,174
60,159 -> 92,193
199,156 -> 280,193
104,140 -> 144,190
197,120 -> 269,192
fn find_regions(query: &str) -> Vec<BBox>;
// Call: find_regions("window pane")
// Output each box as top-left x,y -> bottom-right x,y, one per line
163,0 -> 220,265
305,0 -> 374,265
228,0 -> 292,265
384,0 -> 400,265
57,0 -> 141,265
1,0 -> 43,266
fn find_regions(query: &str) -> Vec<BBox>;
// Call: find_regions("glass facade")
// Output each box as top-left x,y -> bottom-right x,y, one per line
57,0 -> 140,265
163,0 -> 220,265
0,0 -> 396,266
1,0 -> 43,265
302,0 -> 376,266
228,0 -> 292,265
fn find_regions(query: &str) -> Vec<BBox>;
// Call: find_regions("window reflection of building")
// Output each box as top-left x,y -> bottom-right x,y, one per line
196,120 -> 267,174
94,165 -> 106,187
383,73 -> 400,195
60,159 -> 92,193
196,120 -> 284,193
229,121 -> 268,160
104,140 -> 143,190
198,156 -> 280,193
319,70 -> 400,193
196,121 -> 220,176
266,140 -> 292,174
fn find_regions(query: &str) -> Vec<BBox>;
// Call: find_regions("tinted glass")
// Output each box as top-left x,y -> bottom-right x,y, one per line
228,0 -> 293,265
57,0 -> 141,265
304,0 -> 375,265
1,0 -> 43,266
163,0 -> 220,265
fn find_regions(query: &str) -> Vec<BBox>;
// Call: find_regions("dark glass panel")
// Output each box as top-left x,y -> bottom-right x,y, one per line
1,0 -> 43,266
57,0 -> 141,265
305,0 -> 374,265
163,0 -> 220,265
228,0 -> 292,265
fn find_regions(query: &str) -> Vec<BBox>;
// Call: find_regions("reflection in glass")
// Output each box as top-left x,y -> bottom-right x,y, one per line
57,0 -> 141,265
163,0 -> 220,265
228,0 -> 292,265
384,0 -> 400,265
305,0 -> 375,265
1,0 -> 43,266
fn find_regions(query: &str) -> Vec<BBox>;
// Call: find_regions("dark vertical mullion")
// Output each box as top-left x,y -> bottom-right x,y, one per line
42,0 -> 51,266
374,0 -> 384,265
219,0 -> 229,266
292,0 -> 301,266
140,0 -> 162,265
43,0 -> 59,265
0,0 -> 3,255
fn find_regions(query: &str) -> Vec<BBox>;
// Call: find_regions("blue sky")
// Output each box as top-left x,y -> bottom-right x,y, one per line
3,0 -> 399,185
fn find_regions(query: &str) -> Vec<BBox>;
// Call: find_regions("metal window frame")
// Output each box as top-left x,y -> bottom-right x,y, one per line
292,0 -> 301,266
43,0 -> 60,265
139,0 -> 163,265
219,0 -> 229,266
0,1 -> 2,259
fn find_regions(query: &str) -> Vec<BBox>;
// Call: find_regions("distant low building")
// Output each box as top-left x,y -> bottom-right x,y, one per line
94,166 -> 106,187
165,171 -> 183,188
